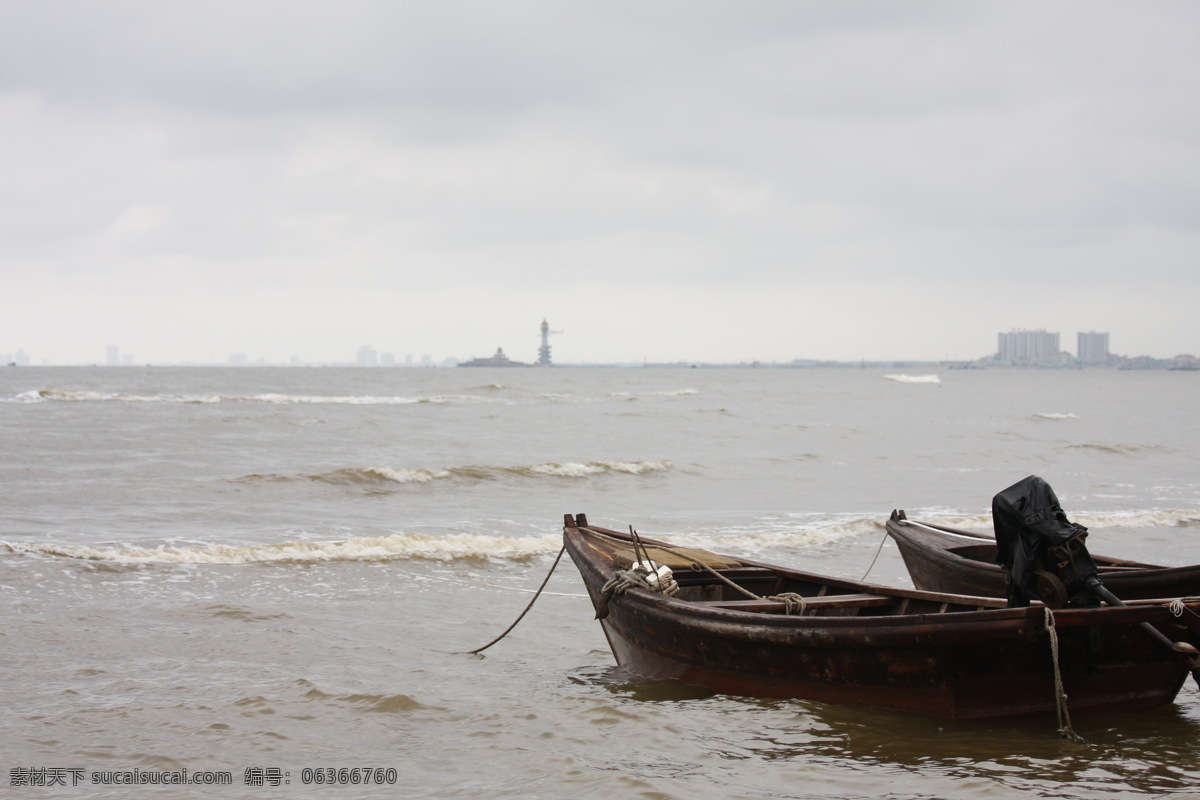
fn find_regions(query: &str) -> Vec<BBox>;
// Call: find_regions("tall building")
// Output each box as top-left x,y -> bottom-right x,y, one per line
997,330 -> 1063,366
538,319 -> 552,366
356,345 -> 378,366
1077,332 -> 1109,365
107,345 -> 120,366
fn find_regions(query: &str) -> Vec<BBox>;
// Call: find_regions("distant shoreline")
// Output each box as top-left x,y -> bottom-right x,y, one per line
6,360 -> 1196,371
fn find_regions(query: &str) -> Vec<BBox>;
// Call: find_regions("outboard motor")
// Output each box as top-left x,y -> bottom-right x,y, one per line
992,475 -> 1102,608
993,475 -> 1200,686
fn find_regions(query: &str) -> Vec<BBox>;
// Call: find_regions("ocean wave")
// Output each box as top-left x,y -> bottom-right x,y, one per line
1072,509 -> 1200,529
250,393 -> 430,405
7,389 -> 496,405
242,460 -> 674,487
307,467 -> 458,485
8,387 -> 700,405
10,508 -> 1194,567
1032,412 -> 1078,420
703,525 -> 873,552
896,509 -> 1200,533
12,389 -> 225,404
593,514 -> 892,557
526,460 -> 672,477
5,532 -> 564,564
301,686 -> 430,714
1065,443 -> 1168,456
883,374 -> 941,384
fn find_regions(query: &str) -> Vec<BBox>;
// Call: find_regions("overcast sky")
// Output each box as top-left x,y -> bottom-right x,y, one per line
2,1 -> 1197,365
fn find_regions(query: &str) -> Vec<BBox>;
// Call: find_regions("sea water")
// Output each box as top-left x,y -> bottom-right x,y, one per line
2,366 -> 1198,799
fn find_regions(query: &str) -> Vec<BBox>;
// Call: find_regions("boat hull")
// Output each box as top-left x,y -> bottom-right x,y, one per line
885,512 -> 1200,601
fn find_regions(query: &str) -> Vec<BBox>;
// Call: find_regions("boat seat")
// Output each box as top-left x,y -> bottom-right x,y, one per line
696,593 -> 896,613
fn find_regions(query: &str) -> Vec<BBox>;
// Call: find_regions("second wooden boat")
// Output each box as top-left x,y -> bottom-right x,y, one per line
885,510 -> 1200,602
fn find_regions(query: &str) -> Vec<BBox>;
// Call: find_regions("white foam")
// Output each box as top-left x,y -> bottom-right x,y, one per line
883,374 -> 941,384
610,513 -> 890,557
250,393 -> 470,405
1072,509 -> 1200,529
1033,412 -> 1078,420
365,467 -> 455,483
284,459 -> 674,487
528,460 -> 672,477
7,533 -> 564,564
529,462 -> 607,477
10,389 -> 498,406
33,389 -> 116,402
900,508 -> 1200,532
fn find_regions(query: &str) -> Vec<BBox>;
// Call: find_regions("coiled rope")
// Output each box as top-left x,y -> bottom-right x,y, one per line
771,592 -> 809,615
586,527 -> 807,615
1168,597 -> 1200,620
600,567 -> 654,599
1167,597 -> 1200,689
1043,606 -> 1083,742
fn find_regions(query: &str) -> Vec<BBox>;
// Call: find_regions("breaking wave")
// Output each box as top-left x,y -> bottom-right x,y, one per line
5,533 -> 564,564
8,508 -> 1196,567
883,374 -> 941,384
1064,443 -> 1168,456
242,460 -> 673,487
527,460 -> 672,477
13,389 -> 224,404
1072,509 -> 1200,529
1032,412 -> 1078,421
698,515 -> 886,552
7,389 -> 496,405
892,509 -> 1200,534
7,387 -> 704,405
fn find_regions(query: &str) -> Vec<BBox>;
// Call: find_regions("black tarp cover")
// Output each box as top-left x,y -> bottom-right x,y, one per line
992,475 -> 1087,607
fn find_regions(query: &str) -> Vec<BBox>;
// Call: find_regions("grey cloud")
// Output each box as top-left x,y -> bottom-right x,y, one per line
0,1 -> 1197,363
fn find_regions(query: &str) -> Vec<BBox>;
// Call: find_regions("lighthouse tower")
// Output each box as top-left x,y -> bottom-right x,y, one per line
538,319 -> 552,366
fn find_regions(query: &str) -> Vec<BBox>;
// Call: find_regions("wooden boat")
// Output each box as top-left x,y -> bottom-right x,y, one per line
563,514 -> 1200,720
885,510 -> 1200,601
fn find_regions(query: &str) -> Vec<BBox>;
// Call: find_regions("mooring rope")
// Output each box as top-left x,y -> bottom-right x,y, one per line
465,544 -> 567,655
860,526 -> 889,581
1043,606 -> 1083,742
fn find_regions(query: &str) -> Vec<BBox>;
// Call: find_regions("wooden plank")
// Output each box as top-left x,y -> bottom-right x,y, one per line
696,593 -> 896,613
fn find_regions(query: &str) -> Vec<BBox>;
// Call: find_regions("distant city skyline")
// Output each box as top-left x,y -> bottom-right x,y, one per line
5,326 -> 1195,369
